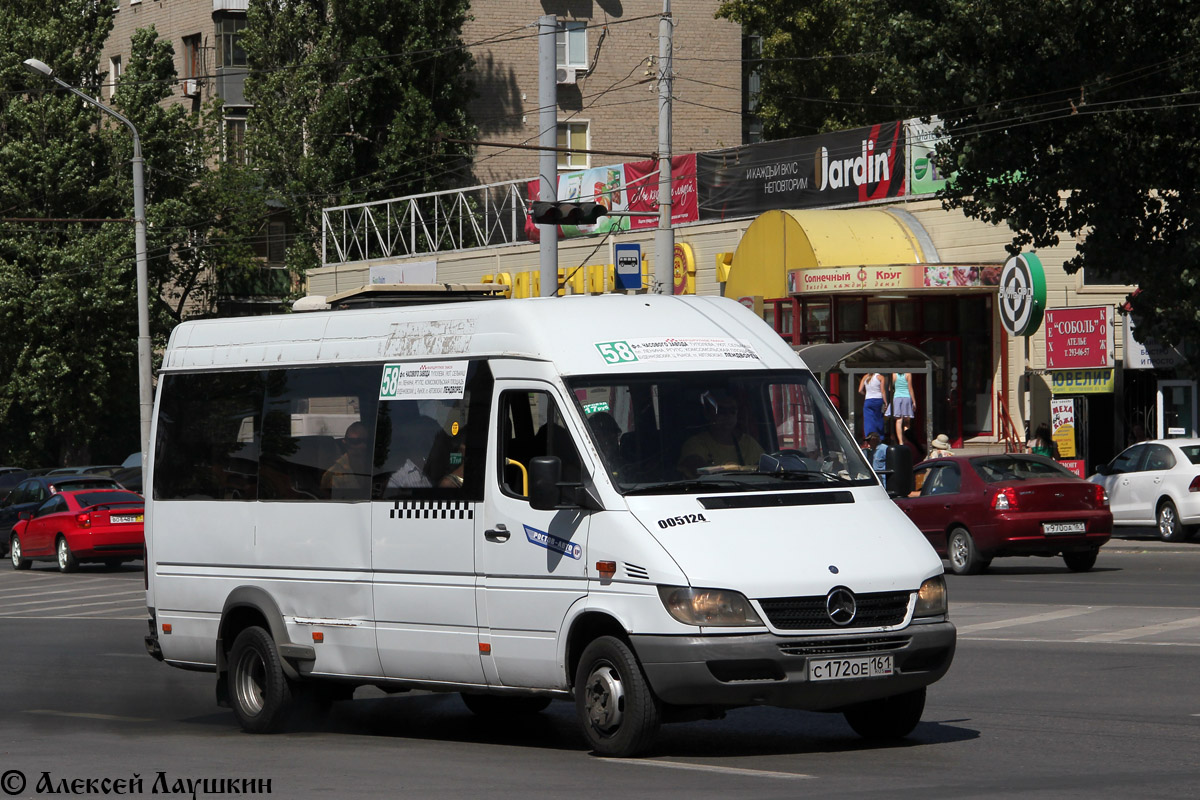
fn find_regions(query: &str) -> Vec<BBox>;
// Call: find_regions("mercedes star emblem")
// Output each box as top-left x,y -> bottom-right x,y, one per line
826,587 -> 857,626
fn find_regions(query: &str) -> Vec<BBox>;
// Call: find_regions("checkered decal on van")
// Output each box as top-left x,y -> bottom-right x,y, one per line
390,501 -> 474,520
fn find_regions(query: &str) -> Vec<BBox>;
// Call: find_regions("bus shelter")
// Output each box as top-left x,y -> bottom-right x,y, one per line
796,340 -> 935,445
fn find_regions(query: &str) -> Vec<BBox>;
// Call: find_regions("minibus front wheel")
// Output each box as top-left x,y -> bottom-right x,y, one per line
229,625 -> 293,733
575,636 -> 661,757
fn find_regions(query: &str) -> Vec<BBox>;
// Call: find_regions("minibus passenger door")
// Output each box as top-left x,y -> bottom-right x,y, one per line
371,367 -> 491,686
479,386 -> 591,689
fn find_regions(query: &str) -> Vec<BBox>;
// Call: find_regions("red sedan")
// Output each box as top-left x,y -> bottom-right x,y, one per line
9,489 -> 144,572
894,454 -> 1112,574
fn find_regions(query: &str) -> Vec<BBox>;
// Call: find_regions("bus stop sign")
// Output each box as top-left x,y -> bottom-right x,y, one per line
614,243 -> 641,290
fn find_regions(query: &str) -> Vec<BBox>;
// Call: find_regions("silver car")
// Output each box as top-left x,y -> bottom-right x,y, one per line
1088,438 -> 1200,542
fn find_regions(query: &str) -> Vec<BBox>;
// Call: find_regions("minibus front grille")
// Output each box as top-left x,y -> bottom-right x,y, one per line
758,591 -> 911,630
777,635 -> 911,657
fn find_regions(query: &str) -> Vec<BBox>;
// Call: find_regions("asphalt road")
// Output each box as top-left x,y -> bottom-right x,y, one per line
0,534 -> 1197,799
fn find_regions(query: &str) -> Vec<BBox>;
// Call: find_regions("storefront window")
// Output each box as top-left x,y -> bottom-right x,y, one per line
893,301 -> 917,332
866,301 -> 890,332
836,298 -> 864,334
924,299 -> 954,332
959,297 -> 993,435
804,301 -> 830,343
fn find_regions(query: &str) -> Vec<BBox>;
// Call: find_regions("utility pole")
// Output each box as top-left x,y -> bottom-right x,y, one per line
655,1 -> 674,294
538,15 -> 558,297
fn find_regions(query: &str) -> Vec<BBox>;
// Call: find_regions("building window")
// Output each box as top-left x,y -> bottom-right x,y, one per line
556,21 -> 588,69
217,17 -> 247,69
108,55 -> 122,99
557,121 -> 588,170
267,222 -> 287,266
224,110 -> 248,165
183,35 -> 202,80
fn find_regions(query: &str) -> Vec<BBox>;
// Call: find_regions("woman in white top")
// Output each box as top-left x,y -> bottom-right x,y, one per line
857,372 -> 887,438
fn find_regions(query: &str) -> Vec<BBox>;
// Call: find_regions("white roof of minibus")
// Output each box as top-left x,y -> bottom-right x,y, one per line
161,294 -> 807,374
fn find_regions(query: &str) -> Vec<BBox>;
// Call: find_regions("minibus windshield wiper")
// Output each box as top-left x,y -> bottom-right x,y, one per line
758,468 -> 845,483
624,478 -> 753,495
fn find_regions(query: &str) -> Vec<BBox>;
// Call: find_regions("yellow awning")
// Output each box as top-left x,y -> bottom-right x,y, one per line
726,208 -> 931,300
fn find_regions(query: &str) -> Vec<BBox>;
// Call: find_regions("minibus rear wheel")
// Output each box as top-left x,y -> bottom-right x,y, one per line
843,686 -> 926,739
575,636 -> 661,757
229,626 -> 293,733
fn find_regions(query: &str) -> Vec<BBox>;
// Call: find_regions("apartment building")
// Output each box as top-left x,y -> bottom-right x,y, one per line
464,1 -> 743,185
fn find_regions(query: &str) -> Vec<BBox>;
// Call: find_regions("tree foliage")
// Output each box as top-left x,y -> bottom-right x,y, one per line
1,2 -> 261,465
243,0 -> 478,273
720,0 -> 1200,357
716,0 -> 910,136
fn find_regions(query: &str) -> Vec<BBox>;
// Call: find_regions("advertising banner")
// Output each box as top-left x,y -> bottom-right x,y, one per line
697,122 -> 906,221
1051,398 -> 1077,458
787,264 -> 1001,294
1045,306 -> 1114,369
1051,368 -> 1115,394
1123,315 -> 1185,370
524,154 -> 697,242
906,117 -> 952,195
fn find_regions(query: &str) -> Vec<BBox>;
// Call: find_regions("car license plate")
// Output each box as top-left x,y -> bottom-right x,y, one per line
1043,521 -> 1086,535
111,514 -> 143,524
808,654 -> 893,681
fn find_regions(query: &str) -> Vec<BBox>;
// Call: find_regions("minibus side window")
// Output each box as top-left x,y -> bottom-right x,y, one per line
258,365 -> 379,502
154,371 -> 265,501
499,390 -> 582,498
372,360 -> 493,501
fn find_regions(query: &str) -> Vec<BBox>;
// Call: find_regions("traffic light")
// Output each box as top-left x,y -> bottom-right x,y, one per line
530,201 -> 607,226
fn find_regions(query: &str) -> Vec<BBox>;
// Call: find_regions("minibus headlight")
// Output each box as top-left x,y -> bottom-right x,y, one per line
914,575 -> 948,618
657,586 -> 764,627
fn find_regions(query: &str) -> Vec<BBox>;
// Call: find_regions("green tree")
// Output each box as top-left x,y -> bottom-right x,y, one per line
1,5 -> 261,465
717,0 -> 911,136
242,0 -> 477,273
722,0 -> 1200,358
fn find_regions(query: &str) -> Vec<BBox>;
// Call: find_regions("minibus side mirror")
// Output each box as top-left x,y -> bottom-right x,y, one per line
1094,463 -> 1112,476
529,456 -> 602,511
885,445 -> 914,498
529,456 -> 562,510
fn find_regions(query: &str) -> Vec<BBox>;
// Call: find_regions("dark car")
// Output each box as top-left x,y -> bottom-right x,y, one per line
10,488 -> 144,572
0,475 -> 122,557
111,465 -> 142,494
0,467 -> 28,494
894,453 -> 1112,574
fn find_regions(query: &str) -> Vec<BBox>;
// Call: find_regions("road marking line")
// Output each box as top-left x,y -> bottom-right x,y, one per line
959,636 -> 1200,648
0,589 -> 143,609
25,710 -> 152,723
1074,614 -> 1200,643
0,597 -> 147,615
609,759 -> 812,779
956,606 -> 1107,635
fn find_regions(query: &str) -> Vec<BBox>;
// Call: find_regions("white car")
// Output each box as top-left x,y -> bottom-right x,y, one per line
1088,438 -> 1200,542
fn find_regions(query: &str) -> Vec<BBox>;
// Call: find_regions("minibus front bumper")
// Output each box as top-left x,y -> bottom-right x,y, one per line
630,620 -> 955,710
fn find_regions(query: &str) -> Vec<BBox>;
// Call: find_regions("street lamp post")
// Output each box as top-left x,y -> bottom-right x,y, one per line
23,58 -> 153,470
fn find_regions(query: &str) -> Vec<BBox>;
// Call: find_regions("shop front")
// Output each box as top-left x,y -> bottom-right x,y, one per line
724,207 -> 1002,450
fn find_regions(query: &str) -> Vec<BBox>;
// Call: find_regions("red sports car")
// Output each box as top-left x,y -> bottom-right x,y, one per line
9,489 -> 144,572
893,454 -> 1112,574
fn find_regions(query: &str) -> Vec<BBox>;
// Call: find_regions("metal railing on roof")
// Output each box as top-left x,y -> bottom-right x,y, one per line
321,179 -> 530,267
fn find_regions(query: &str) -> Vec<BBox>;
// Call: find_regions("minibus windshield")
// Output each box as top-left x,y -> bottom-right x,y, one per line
567,369 -> 877,495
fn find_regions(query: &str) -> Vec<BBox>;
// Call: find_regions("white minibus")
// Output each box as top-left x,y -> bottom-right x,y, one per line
144,293 -> 954,756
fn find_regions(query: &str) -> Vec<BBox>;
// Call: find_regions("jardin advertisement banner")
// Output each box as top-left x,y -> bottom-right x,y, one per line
697,121 -> 906,220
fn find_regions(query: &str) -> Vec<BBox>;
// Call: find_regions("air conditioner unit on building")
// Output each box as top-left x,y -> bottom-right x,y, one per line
183,78 -> 200,97
555,67 -> 577,85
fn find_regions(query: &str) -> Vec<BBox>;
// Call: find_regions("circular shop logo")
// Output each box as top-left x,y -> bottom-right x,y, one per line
999,253 -> 1047,336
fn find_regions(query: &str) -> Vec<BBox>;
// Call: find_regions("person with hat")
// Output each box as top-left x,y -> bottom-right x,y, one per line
678,389 -> 764,477
927,433 -> 953,460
